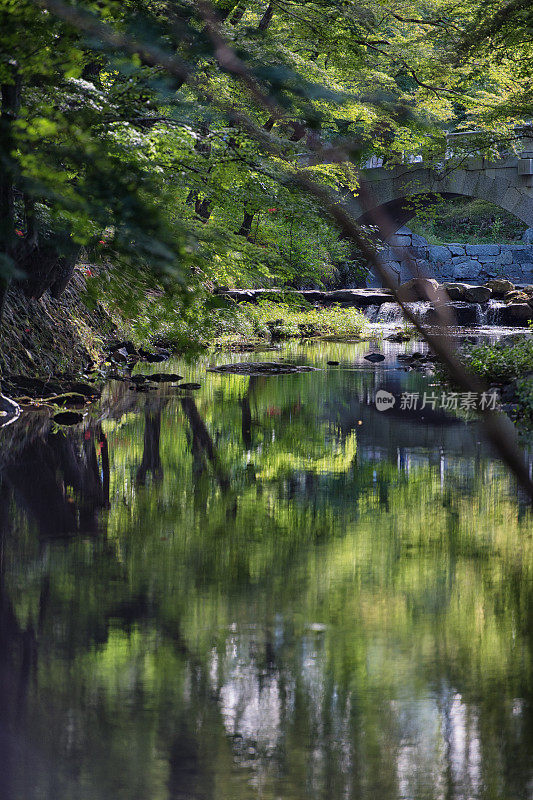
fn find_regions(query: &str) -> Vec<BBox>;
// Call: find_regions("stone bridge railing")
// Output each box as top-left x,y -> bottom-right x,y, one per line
362,127 -> 533,188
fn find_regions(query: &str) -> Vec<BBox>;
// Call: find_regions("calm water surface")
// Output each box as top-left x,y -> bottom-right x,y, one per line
1,340 -> 532,800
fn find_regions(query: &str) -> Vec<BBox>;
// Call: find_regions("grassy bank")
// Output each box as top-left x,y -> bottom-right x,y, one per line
213,300 -> 369,347
0,270 -> 116,376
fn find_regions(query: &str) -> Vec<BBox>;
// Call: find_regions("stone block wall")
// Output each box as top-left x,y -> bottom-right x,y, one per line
376,226 -> 533,285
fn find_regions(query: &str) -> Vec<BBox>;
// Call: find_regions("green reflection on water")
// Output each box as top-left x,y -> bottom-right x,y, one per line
1,342 -> 532,800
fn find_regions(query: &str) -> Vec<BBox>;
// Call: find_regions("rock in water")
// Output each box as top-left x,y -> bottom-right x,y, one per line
463,285 -> 491,303
484,279 -> 515,297
327,360 -> 340,365
364,353 -> 385,363
0,393 -> 21,423
70,381 -> 101,398
502,303 -> 533,322
209,362 -> 318,375
385,332 -> 411,342
111,346 -> 129,363
148,373 -> 183,382
177,382 -> 202,390
504,290 -> 530,304
138,347 -> 170,362
397,278 -> 440,302
443,282 -> 469,300
53,411 -> 84,425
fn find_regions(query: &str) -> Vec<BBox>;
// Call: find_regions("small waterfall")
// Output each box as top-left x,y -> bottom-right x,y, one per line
406,301 -> 432,320
376,302 -> 403,324
486,299 -> 506,325
366,301 -> 432,325
474,300 -> 506,326
363,304 -> 380,322
364,299 -> 506,327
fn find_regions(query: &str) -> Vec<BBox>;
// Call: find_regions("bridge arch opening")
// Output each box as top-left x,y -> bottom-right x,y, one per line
357,193 -> 533,287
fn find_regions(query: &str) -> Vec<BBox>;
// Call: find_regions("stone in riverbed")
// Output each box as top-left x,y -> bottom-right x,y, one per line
504,290 -> 530,304
432,302 -> 479,326
138,347 -> 170,362
70,381 -> 101,398
444,283 -> 491,303
396,278 -> 440,302
463,285 -> 491,303
111,346 -> 129,363
108,340 -> 137,356
484,279 -> 514,296
364,353 -> 385,363
443,282 -> 468,300
147,373 -> 183,382
324,289 -> 393,306
53,411 -> 84,425
0,393 -> 20,419
501,303 -> 533,322
209,362 -> 318,375
300,290 -> 327,303
353,290 -> 394,306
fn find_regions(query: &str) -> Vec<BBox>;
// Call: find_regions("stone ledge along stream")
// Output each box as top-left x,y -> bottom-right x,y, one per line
215,283 -> 533,326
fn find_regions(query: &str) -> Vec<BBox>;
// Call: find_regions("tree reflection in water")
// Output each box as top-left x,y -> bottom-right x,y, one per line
0,347 -> 531,800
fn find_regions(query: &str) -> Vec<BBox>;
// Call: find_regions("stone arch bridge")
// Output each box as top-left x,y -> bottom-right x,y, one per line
352,144 -> 533,231
348,136 -> 533,285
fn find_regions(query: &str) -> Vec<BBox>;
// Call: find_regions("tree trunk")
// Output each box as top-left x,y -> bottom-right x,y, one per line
0,69 -> 21,321
228,1 -> 246,25
289,121 -> 306,142
258,2 -> 274,31
195,196 -> 212,223
236,210 -> 255,238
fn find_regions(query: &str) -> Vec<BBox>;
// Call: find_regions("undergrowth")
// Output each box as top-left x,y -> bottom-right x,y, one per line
213,299 -> 368,345
462,337 -> 533,383
461,336 -> 533,425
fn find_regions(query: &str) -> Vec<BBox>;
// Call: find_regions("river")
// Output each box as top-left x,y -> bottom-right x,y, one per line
0,338 -> 532,800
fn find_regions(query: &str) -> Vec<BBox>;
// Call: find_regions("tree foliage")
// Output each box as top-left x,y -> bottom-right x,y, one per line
0,0 -> 531,328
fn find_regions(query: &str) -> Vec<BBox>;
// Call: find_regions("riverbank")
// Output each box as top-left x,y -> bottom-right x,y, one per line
459,338 -> 533,426
215,280 -> 533,326
1,271 -> 531,430
0,270 -> 116,376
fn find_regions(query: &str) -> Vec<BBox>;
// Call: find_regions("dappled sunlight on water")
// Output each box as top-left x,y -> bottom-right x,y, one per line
0,341 -> 531,800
